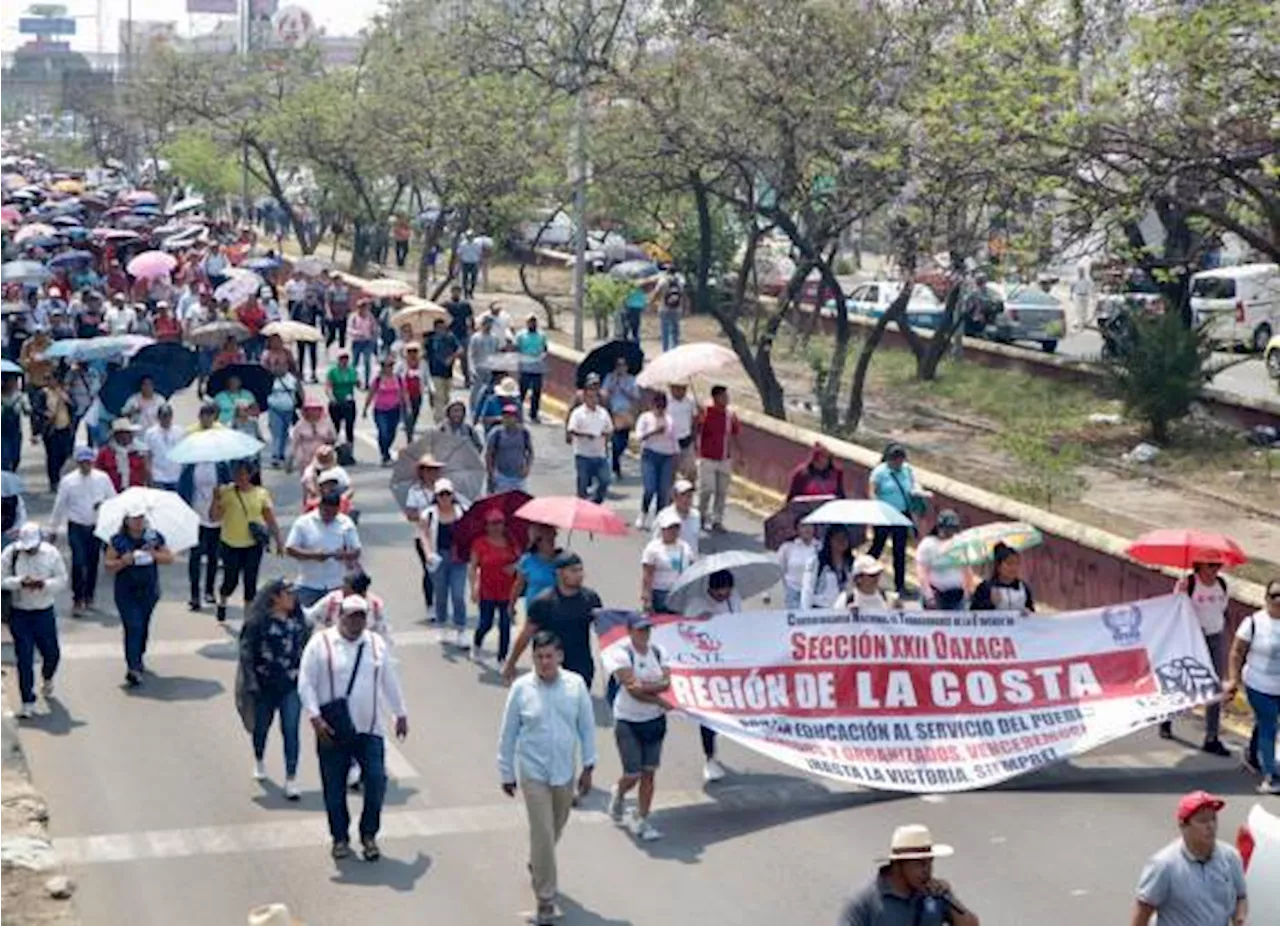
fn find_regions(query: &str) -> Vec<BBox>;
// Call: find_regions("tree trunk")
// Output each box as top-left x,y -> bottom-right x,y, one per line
844,288 -> 911,430
518,206 -> 565,330
430,218 -> 467,303
691,176 -> 715,317
915,282 -> 964,381
416,210 -> 448,298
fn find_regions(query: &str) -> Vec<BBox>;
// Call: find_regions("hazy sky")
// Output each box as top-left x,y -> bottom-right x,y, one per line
1,0 -> 384,54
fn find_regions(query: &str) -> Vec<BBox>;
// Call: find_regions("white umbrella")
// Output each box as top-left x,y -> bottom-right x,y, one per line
802,499 -> 913,528
665,551 -> 783,612
262,320 -> 322,342
94,487 -> 200,552
213,274 -> 261,308
168,429 -> 265,465
361,278 -> 412,299
292,255 -> 332,276
635,341 -> 737,389
166,195 -> 205,216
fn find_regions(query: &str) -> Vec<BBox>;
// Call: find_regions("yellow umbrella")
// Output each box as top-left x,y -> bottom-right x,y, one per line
52,178 -> 84,194
389,300 -> 449,335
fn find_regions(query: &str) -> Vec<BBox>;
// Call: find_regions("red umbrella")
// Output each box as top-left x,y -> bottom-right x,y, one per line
451,489 -> 532,560
1125,529 -> 1247,570
515,496 -> 628,537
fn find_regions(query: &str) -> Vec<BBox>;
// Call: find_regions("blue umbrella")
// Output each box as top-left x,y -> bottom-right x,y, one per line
131,204 -> 161,216
100,363 -> 180,416
65,227 -> 90,241
21,236 -> 60,250
168,428 -> 265,465
1,260 -> 51,284
243,256 -> 281,273
1,358 -> 21,375
40,334 -> 154,363
50,215 -> 82,227
132,342 -> 198,390
48,250 -> 94,268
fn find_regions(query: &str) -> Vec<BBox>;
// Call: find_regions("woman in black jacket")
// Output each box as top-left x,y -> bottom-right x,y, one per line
969,543 -> 1035,614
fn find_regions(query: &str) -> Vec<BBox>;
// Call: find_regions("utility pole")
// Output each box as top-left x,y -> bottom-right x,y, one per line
570,83 -> 588,352
239,0 -> 250,219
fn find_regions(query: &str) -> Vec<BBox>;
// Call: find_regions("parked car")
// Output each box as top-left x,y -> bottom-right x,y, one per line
1237,803 -> 1279,925
837,280 -> 947,328
1266,333 -> 1280,381
1191,262 -> 1280,353
982,284 -> 1067,353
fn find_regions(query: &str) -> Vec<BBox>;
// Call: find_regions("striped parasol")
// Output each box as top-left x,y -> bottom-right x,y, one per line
926,521 -> 1043,570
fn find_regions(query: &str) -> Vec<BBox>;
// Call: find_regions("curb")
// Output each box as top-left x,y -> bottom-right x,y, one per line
1,681 -> 81,923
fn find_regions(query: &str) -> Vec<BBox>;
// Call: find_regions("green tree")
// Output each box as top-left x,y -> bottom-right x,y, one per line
160,130 -> 244,211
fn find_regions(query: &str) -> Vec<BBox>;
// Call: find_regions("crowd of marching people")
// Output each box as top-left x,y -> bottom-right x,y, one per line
4,155 -> 1279,926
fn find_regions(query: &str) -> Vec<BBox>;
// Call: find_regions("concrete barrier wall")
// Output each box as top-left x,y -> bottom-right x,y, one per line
544,340 -> 1267,630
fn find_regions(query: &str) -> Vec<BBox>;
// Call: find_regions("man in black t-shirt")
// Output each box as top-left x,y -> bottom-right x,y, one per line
442,285 -> 474,386
502,552 -> 602,689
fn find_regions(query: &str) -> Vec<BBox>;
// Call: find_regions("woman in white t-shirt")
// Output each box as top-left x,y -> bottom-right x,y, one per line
634,392 -> 679,529
1160,561 -> 1231,754
777,521 -> 819,609
1224,578 -> 1280,793
915,509 -> 969,610
603,614 -> 671,841
640,510 -> 694,614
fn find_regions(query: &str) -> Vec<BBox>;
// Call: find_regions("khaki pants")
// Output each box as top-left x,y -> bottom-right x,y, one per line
431,376 -> 452,422
522,779 -> 575,903
698,457 -> 732,528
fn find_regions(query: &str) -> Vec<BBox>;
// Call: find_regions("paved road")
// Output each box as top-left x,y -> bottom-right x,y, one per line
2,371 -> 1268,926
1057,329 -> 1275,403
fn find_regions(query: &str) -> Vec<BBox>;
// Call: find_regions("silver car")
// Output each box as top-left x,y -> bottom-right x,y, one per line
984,284 -> 1067,353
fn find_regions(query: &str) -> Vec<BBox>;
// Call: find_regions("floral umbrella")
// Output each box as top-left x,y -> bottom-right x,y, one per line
926,521 -> 1044,570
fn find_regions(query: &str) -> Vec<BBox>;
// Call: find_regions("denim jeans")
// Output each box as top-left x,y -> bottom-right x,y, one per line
268,407 -> 292,463
461,261 -> 479,298
67,521 -> 101,604
1246,686 -> 1279,779
116,583 -> 158,672
519,372 -> 543,421
373,406 -> 400,462
351,339 -> 377,387
317,733 -> 387,842
188,524 -> 220,603
475,600 -> 512,660
244,335 -> 264,362
660,312 -> 680,351
294,586 -> 331,609
491,472 -> 527,493
296,340 -> 318,380
434,557 -> 468,628
610,428 -> 631,476
253,686 -> 302,777
624,308 -> 642,342
10,607 -> 60,705
640,449 -> 676,517
574,455 -> 611,503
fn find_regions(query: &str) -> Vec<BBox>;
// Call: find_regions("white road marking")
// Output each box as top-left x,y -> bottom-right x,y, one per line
52,784 -> 850,866
919,793 -> 946,804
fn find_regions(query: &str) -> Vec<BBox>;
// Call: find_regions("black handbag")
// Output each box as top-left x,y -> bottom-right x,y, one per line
319,635 -> 365,747
233,487 -> 271,547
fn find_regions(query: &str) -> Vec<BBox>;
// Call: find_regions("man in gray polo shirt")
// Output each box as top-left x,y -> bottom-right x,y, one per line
840,824 -> 979,926
1132,790 -> 1248,926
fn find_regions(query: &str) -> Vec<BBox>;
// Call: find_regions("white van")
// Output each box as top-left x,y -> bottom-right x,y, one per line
1190,262 -> 1280,352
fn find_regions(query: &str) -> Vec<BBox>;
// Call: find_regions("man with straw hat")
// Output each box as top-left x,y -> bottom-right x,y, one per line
839,824 -> 979,926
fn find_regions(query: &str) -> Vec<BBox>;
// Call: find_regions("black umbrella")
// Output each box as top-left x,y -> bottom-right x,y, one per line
576,340 -> 643,388
207,363 -> 272,410
132,342 -> 199,390
100,363 -> 180,417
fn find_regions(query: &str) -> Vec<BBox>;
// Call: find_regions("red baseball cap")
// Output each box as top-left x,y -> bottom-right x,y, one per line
1176,790 -> 1224,824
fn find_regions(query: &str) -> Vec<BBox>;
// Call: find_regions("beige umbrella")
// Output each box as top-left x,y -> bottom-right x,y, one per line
262,320 -> 322,342
389,301 -> 448,336
361,278 -> 413,299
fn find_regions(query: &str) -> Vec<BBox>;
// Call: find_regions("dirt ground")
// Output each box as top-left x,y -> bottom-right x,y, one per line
308,245 -> 1280,580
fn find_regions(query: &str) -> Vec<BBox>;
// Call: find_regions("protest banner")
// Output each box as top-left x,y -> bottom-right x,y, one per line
598,595 -> 1218,793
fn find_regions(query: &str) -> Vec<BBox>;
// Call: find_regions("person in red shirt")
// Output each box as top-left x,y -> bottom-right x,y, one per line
694,384 -> 742,532
210,335 -> 246,373
468,509 -> 519,662
237,298 -> 268,361
94,419 -> 151,490
152,301 -> 182,342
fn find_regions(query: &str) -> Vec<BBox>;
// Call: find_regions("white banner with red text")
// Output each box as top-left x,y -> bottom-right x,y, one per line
602,595 -> 1219,793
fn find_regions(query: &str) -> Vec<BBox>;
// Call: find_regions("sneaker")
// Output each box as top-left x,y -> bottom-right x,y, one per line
253,759 -> 267,782
468,643 -> 480,662
1202,739 -> 1232,758
40,678 -> 53,698
188,600 -> 201,612
216,604 -> 227,622
630,814 -> 663,842
124,671 -> 142,688
331,840 -> 352,860
1258,778 -> 1280,795
532,902 -> 561,925
454,627 -> 466,646
284,778 -> 301,801
1157,722 -> 1173,740
16,702 -> 33,719
711,523 -> 727,534
360,837 -> 381,861
204,591 -> 217,604
607,786 -> 626,822
634,513 -> 647,530
703,758 -> 727,782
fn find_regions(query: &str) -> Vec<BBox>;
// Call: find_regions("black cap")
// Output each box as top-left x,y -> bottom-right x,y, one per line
552,551 -> 583,569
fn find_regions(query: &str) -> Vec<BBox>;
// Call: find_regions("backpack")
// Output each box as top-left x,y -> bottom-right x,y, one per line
1186,574 -> 1228,596
663,285 -> 682,310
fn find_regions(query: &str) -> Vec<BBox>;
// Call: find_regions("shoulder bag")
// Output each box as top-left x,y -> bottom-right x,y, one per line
235,487 -> 271,547
320,634 -> 365,747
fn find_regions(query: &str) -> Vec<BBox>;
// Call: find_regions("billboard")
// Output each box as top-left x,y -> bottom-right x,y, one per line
270,5 -> 315,47
19,17 -> 76,35
185,0 -> 238,13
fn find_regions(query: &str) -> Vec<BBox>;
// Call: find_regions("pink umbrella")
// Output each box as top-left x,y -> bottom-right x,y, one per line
14,223 -> 57,244
123,190 -> 159,205
0,206 -> 21,226
514,496 -> 628,537
126,250 -> 177,280
635,341 -> 738,388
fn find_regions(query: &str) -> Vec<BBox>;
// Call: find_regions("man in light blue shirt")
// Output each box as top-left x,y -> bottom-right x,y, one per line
498,630 -> 596,926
